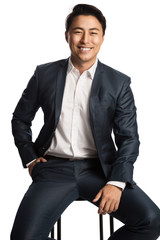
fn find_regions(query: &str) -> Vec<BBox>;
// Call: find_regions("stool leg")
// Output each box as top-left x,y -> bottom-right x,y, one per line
51,214 -> 113,240
57,217 -> 61,240
51,226 -> 55,239
99,214 -> 104,240
110,216 -> 114,236
51,217 -> 61,240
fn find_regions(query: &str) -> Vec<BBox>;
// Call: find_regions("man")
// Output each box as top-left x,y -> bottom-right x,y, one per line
11,4 -> 160,240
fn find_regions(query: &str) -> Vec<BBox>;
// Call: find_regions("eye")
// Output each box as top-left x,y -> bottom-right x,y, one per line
91,32 -> 98,35
74,31 -> 82,34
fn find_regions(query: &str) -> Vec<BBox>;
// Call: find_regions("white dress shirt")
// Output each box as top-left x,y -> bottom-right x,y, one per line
44,58 -> 126,190
45,58 -> 98,159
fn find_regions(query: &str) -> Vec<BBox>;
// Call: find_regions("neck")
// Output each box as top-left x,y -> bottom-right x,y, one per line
70,56 -> 96,75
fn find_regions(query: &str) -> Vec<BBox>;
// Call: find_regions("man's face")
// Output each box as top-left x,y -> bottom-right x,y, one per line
65,15 -> 104,67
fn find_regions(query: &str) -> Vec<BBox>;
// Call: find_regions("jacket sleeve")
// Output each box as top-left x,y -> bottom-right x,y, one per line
110,78 -> 140,187
11,68 -> 40,167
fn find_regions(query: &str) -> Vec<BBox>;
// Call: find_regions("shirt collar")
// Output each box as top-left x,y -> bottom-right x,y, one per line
67,58 -> 98,80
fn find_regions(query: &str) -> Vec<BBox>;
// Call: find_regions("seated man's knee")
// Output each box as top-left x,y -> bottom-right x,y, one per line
144,208 -> 160,239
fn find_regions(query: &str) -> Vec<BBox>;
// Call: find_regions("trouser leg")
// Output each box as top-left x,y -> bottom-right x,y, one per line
77,162 -> 160,240
108,185 -> 160,240
10,159 -> 79,240
11,182 -> 79,240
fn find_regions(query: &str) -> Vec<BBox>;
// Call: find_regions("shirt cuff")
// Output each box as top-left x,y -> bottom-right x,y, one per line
106,181 -> 126,190
26,159 -> 36,168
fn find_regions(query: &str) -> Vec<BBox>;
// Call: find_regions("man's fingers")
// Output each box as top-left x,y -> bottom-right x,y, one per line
105,201 -> 115,214
28,157 -> 47,176
98,198 -> 107,214
94,185 -> 122,215
102,199 -> 120,214
114,201 -> 120,212
93,191 -> 102,202
37,157 -> 47,163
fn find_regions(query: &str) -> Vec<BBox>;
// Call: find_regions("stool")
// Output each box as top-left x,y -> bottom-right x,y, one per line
51,201 -> 114,240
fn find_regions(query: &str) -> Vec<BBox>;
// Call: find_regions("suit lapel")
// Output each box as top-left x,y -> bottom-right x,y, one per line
54,59 -> 69,128
90,61 -> 104,99
89,61 -> 105,153
89,61 -> 104,121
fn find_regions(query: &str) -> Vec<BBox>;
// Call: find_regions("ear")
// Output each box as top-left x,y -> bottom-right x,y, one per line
65,31 -> 68,43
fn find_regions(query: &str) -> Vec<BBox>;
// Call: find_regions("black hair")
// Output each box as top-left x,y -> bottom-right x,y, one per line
65,4 -> 106,35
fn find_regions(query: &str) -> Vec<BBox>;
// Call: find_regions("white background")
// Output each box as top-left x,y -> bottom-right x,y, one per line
0,0 -> 160,239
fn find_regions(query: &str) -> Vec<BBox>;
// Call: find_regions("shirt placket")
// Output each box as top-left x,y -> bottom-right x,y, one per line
70,72 -> 82,156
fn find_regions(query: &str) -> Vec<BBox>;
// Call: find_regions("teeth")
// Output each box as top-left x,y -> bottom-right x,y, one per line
80,47 -> 91,51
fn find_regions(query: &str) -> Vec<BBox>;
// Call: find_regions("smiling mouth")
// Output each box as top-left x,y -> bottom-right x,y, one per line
78,47 -> 93,51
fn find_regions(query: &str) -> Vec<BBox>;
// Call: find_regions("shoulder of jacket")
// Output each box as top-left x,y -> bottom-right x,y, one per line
36,58 -> 68,72
99,61 -> 130,82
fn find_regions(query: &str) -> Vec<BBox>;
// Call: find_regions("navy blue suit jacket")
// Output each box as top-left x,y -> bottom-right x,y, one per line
12,58 -> 140,187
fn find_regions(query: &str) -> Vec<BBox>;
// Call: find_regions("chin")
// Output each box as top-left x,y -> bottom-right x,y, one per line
79,56 -> 92,63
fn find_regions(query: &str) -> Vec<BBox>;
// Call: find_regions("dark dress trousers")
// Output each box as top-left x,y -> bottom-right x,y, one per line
11,59 -> 160,240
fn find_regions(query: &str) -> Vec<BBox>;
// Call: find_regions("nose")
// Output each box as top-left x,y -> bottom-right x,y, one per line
81,32 -> 89,44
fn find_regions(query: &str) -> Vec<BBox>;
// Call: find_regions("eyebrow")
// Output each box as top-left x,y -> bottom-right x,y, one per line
72,27 -> 100,31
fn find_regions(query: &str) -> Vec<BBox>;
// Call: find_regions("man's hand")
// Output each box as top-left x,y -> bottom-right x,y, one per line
93,184 -> 122,214
28,157 -> 47,176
